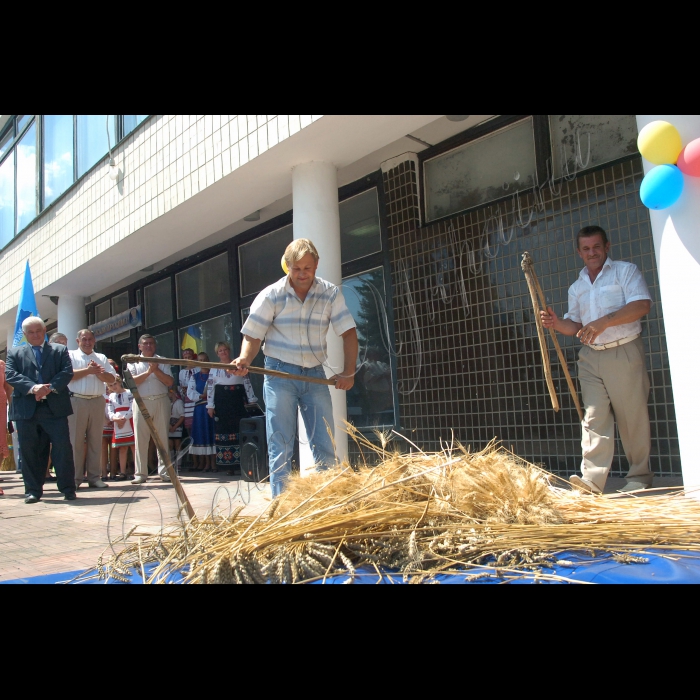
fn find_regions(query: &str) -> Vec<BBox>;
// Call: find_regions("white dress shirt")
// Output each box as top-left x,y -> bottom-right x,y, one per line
126,355 -> 172,397
206,368 -> 258,409
68,349 -> 115,395
564,257 -> 652,345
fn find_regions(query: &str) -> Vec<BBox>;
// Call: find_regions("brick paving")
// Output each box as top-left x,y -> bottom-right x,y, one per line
0,469 -> 271,582
0,468 -> 685,582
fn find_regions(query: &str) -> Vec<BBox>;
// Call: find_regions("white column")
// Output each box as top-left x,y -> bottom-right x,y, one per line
57,295 -> 86,351
637,115 -> 700,490
291,161 -> 348,471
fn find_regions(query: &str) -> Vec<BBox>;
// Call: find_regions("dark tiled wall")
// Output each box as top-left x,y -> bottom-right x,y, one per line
382,156 -> 679,477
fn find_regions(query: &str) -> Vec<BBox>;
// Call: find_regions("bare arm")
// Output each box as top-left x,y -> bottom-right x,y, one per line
577,299 -> 651,345
331,328 -> 359,391
230,335 -> 263,375
540,307 -> 582,336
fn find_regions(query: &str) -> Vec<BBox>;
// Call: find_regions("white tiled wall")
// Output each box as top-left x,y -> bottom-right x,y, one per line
0,115 -> 323,318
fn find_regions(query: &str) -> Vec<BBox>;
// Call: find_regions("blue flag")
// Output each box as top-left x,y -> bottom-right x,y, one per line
12,260 -> 40,347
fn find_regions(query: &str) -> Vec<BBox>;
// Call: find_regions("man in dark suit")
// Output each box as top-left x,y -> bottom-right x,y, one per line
5,316 -> 77,503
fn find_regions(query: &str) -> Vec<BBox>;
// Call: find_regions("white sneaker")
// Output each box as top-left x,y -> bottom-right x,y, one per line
89,479 -> 109,488
569,475 -> 602,494
131,476 -> 148,485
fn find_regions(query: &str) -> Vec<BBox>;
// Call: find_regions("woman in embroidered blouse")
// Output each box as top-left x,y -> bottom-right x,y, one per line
187,352 -> 217,472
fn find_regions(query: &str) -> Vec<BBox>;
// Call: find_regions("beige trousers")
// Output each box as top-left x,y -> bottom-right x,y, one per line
133,395 -> 171,478
577,337 -> 652,490
68,396 -> 107,486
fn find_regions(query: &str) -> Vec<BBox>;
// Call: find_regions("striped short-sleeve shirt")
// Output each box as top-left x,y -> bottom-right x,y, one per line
241,276 -> 356,368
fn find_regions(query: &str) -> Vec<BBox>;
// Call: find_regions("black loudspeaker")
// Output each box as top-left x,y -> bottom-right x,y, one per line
239,416 -> 268,482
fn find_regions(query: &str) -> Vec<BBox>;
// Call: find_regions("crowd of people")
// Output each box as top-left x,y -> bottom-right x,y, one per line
2,320 -> 261,503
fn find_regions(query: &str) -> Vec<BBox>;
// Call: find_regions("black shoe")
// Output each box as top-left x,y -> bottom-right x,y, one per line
25,494 -> 40,504
64,492 -> 77,501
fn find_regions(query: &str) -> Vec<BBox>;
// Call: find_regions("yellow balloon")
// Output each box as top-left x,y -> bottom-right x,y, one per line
281,257 -> 289,274
637,121 -> 683,165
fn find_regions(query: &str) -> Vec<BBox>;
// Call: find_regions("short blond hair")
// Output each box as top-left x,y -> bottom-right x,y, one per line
215,341 -> 231,353
282,238 -> 319,270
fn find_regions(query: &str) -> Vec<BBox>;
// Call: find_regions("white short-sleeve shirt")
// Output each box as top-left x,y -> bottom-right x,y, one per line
564,257 -> 652,345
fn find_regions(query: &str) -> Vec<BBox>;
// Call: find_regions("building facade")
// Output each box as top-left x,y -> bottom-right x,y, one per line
1,114 -> 698,485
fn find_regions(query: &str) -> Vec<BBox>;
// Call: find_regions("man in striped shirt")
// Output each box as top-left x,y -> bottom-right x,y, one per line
231,239 -> 358,498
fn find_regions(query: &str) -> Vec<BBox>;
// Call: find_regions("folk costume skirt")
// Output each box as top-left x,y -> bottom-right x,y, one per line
213,384 -> 248,469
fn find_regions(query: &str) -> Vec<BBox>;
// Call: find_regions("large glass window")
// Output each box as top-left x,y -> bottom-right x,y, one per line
153,331 -> 175,363
43,114 -> 75,207
178,314 -> 233,360
550,115 -> 639,178
77,115 -> 117,178
0,150 -> 14,249
176,253 -> 230,318
144,278 -> 173,328
112,291 -> 131,342
239,224 -> 293,297
342,267 -> 395,429
95,300 -> 111,323
124,115 -> 149,133
16,121 -> 37,232
340,189 -> 381,264
424,118 -> 536,221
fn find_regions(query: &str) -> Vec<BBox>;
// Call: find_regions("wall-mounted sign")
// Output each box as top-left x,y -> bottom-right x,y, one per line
89,306 -> 142,341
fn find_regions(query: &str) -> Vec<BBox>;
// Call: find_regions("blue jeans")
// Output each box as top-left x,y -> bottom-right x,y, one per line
263,357 -> 337,498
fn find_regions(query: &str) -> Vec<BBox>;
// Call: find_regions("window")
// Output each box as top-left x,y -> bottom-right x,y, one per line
176,253 -> 230,318
342,267 -> 395,429
153,331 -> 175,363
44,114 -> 75,207
112,291 -> 131,342
424,118 -> 537,221
339,189 -> 381,264
15,121 -> 37,232
238,224 -> 293,297
144,278 -> 173,327
0,149 -> 14,249
95,300 -> 111,323
124,115 -> 149,133
0,114 -> 150,242
77,115 -> 117,179
178,314 -> 233,361
549,115 -> 639,178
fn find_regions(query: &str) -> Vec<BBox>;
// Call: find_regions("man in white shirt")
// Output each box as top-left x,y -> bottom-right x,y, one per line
68,329 -> 116,489
541,225 -> 653,494
231,238 -> 358,498
126,334 -> 174,484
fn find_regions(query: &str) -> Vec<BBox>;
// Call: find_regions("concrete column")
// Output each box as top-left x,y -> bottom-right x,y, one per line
57,295 -> 86,351
636,115 -> 700,490
291,161 -> 348,470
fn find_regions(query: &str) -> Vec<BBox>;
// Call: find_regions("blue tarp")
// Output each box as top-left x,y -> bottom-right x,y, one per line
3,550 -> 700,584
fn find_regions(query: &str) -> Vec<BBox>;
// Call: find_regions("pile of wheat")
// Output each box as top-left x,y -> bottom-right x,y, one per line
90,427 -> 700,584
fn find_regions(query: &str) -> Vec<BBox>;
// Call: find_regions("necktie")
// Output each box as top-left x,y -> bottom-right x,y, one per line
33,345 -> 42,366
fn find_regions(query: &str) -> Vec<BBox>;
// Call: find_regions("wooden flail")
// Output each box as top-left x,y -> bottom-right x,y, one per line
521,252 -> 584,422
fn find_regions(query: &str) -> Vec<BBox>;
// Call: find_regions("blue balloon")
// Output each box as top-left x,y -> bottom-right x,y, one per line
640,164 -> 684,210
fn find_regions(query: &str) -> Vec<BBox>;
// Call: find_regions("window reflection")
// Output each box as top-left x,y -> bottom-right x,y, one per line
342,267 -> 395,428
424,118 -> 536,221
44,114 -> 75,207
0,151 -> 14,248
178,314 -> 233,364
77,115 -> 117,178
239,224 -> 293,297
144,278 -> 173,327
339,188 -> 381,264
176,253 -> 230,318
124,115 -> 149,133
16,122 -> 36,232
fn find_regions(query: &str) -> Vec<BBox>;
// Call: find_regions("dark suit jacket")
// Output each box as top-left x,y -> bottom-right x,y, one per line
5,342 -> 74,420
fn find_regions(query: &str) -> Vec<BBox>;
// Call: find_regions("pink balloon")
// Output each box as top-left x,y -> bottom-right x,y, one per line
677,138 -> 700,177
